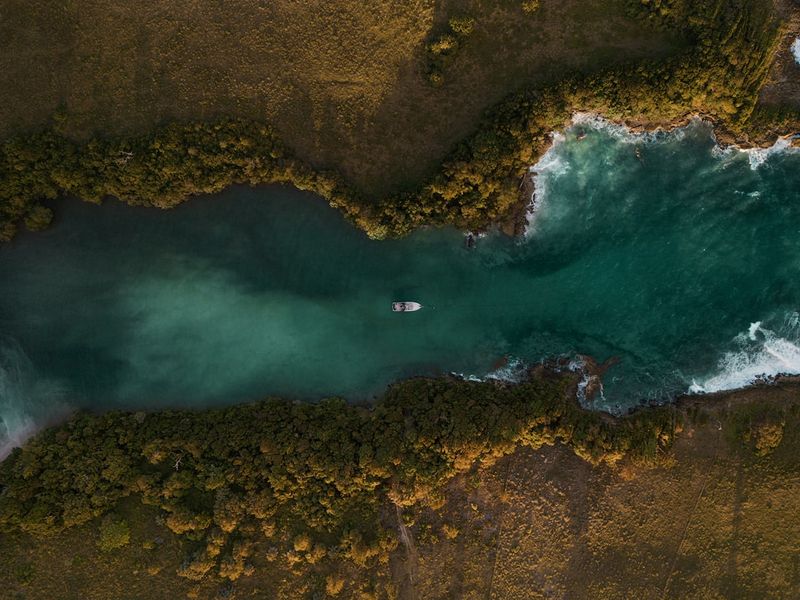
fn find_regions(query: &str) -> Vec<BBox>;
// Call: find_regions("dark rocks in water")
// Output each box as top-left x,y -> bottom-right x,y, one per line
491,355 -> 509,371
578,355 -> 622,403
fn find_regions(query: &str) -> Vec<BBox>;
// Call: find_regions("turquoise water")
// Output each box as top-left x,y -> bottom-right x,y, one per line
1,118 -> 799,455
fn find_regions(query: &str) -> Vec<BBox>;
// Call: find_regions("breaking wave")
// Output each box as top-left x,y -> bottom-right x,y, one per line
792,37 -> 800,66
526,113 -> 706,233
736,136 -> 796,170
453,357 -> 529,384
689,313 -> 800,394
0,336 -> 70,460
528,113 -> 796,232
570,111 -> 689,143
526,131 -> 568,231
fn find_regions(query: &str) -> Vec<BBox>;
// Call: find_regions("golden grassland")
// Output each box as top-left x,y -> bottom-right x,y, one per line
415,387 -> 800,599
0,0 -> 683,196
2,383 -> 800,599
758,0 -> 800,117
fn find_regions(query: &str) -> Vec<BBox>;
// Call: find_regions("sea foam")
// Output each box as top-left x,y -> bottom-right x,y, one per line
526,114 -> 704,233
570,112 -> 682,143
454,356 -> 528,384
526,131 -> 568,231
738,136 -> 796,170
689,314 -> 800,394
792,37 -> 800,66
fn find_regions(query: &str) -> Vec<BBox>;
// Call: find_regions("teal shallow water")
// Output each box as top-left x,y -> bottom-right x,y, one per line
1,119 -> 799,455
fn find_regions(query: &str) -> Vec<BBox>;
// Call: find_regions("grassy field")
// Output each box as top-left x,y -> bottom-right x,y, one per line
758,0 -> 800,113
2,383 -> 800,599
415,387 -> 800,599
0,0 -> 682,196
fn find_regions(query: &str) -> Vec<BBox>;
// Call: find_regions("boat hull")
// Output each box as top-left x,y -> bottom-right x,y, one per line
392,301 -> 422,312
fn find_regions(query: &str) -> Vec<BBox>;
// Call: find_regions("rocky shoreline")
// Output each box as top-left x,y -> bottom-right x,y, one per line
509,109 -> 800,238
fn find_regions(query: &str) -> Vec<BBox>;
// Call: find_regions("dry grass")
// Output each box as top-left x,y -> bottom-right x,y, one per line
758,1 -> 800,111
410,385 -> 800,599
0,0 -> 682,196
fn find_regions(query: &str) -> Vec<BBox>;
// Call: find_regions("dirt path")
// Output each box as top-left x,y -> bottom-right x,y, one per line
395,504 -> 419,600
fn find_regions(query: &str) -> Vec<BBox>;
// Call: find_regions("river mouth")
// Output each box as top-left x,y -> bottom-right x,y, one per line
1,117 -> 799,455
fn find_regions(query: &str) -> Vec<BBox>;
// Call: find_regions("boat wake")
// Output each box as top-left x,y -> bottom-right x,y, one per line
690,313 -> 800,394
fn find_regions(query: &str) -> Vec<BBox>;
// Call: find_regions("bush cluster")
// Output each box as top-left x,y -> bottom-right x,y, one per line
424,15 -> 477,86
521,1 -> 540,14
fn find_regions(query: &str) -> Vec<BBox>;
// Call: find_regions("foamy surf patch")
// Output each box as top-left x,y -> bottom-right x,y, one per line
564,356 -> 610,406
0,412 -> 39,461
526,131 -> 569,230
738,136 -> 796,170
525,113 -> 705,233
573,112 -> 796,172
0,336 -> 70,460
570,112 -> 684,144
792,37 -> 800,66
483,357 -> 528,383
453,357 -> 528,384
689,316 -> 800,394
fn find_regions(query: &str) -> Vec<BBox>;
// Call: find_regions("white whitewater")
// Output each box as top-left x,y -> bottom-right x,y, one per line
0,337 -> 69,459
690,313 -> 800,394
526,131 -> 568,232
526,113 -> 701,233
737,136 -> 796,170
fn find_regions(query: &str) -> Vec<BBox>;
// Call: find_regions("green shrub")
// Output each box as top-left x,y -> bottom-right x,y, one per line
521,0 -> 540,14
448,16 -> 475,36
428,34 -> 458,56
97,514 -> 130,552
752,421 -> 784,456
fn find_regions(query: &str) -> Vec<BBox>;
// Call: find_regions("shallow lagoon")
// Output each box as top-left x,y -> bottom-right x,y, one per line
1,119 -> 799,454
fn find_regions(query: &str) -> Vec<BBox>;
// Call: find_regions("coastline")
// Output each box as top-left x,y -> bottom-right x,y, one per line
4,369 -> 800,598
513,109 -> 800,237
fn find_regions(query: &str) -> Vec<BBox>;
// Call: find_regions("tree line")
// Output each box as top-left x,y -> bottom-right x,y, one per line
0,375 -> 678,581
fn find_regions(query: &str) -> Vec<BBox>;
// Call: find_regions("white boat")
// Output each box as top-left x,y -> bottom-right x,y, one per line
392,301 -> 422,312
